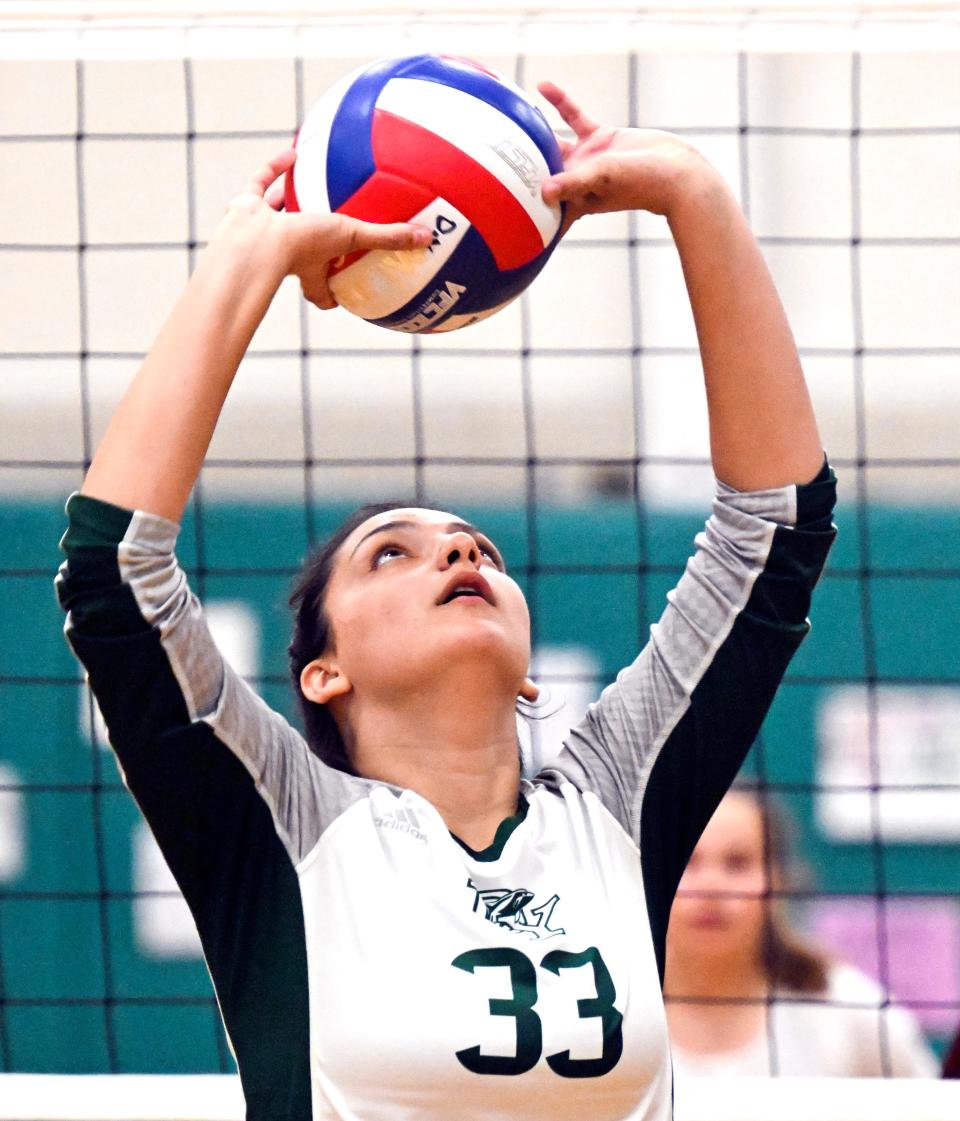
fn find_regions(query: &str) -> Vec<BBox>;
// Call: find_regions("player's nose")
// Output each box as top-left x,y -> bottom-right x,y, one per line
437,530 -> 480,569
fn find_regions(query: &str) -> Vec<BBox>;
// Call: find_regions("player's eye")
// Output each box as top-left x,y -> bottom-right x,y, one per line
372,543 -> 407,568
477,537 -> 504,570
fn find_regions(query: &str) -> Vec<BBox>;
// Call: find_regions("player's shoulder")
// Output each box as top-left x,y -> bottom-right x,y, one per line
527,769 -> 588,802
526,772 -> 600,818
525,773 -> 638,847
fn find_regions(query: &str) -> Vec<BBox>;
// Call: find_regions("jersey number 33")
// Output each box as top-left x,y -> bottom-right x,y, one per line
452,945 -> 623,1078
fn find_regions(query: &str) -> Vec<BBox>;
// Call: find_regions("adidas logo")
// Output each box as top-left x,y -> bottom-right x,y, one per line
373,806 -> 427,842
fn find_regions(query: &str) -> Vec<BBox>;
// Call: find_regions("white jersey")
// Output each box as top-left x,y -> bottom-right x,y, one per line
301,782 -> 669,1120
56,462 -> 837,1120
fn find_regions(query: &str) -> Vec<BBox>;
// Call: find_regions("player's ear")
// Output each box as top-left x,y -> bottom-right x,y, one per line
300,656 -> 352,705
519,677 -> 539,703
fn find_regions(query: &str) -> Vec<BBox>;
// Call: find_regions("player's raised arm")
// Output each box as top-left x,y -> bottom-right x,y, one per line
81,149 -> 430,523
539,81 -> 823,491
537,85 -> 837,948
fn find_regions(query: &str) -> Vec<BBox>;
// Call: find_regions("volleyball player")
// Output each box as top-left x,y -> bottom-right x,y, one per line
56,83 -> 837,1120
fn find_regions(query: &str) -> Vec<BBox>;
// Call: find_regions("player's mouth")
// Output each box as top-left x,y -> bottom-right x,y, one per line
436,571 -> 495,606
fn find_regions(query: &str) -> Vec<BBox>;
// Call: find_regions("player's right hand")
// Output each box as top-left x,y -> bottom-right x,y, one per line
220,149 -> 432,309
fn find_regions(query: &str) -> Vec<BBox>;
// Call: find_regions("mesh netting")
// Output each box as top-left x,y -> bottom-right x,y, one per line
0,1 -> 958,1091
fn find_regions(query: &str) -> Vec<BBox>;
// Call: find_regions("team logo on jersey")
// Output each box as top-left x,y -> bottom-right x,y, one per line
467,877 -> 565,940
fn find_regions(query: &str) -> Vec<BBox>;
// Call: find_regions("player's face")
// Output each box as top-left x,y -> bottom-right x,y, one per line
321,507 -> 532,698
669,792 -> 771,964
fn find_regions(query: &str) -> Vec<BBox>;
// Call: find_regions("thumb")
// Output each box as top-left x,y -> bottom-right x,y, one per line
542,161 -> 612,207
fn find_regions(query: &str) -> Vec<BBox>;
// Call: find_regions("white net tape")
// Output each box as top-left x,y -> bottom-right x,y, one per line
1,1074 -> 960,1121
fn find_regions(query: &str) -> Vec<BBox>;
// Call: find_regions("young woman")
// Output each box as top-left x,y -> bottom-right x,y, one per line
57,82 -> 836,1120
664,790 -> 937,1078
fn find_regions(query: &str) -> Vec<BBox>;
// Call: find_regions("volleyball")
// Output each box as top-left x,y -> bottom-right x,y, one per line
284,53 -> 564,333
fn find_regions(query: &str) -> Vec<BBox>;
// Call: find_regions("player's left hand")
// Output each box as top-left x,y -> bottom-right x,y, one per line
538,81 -> 715,231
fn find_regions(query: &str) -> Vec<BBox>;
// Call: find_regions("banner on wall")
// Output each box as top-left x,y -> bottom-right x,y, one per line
816,685 -> 960,842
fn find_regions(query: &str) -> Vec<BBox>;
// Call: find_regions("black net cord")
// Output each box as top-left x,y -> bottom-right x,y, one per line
185,48 -> 208,614
513,51 -> 544,762
848,47 -> 895,1078
294,54 -> 319,553
662,993 -> 955,1011
0,892 -> 9,1070
8,122 -> 960,146
86,686 -> 120,1072
627,49 -> 650,651
72,54 -> 120,1074
8,343 -> 960,362
179,52 -> 232,1073
733,42 -> 781,1081
4,233 -> 960,256
411,335 -> 426,505
185,51 -> 209,614
2,883 -> 953,902
184,50 -> 208,604
6,451 -> 960,473
5,671 -> 960,693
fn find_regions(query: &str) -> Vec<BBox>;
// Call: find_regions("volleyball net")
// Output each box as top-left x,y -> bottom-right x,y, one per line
1,1 -> 959,1117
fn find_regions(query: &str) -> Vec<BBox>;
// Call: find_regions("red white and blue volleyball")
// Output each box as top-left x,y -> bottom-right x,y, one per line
284,54 -> 564,333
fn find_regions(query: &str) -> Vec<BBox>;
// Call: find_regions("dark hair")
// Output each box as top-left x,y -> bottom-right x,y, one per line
288,501 -> 410,771
749,789 -> 830,994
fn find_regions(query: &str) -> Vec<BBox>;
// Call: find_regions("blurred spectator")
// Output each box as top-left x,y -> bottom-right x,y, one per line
664,789 -> 937,1077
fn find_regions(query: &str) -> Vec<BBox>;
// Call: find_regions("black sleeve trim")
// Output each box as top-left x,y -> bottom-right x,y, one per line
640,465 -> 838,983
795,456 -> 837,530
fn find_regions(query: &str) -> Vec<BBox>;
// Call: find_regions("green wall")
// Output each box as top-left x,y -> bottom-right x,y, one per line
1,497 -> 956,1071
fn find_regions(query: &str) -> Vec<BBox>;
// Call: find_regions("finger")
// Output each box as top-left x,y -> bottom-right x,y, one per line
335,216 -> 433,254
240,147 -> 297,199
537,81 -> 599,141
264,180 -> 286,211
297,261 -> 337,308
305,281 -> 338,311
541,176 -> 563,205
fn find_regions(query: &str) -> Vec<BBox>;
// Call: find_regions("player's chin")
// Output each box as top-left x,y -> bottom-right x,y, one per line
443,618 -> 523,654
432,619 -> 529,674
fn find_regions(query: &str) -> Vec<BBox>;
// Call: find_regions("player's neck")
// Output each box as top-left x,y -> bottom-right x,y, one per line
349,686 -> 523,851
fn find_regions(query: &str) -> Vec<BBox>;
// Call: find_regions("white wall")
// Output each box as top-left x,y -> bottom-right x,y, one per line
1,9 -> 958,507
